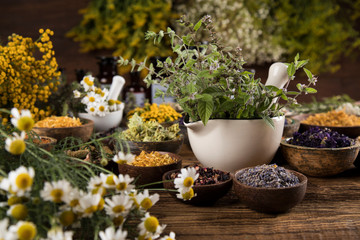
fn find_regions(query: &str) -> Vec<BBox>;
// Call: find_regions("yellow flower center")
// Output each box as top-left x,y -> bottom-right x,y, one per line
99,106 -> 105,112
89,96 -> 95,102
9,139 -> 26,155
108,99 -> 115,106
113,215 -> 124,226
105,175 -> 115,186
17,222 -> 36,240
144,216 -> 159,233
84,205 -> 97,214
10,204 -> 28,220
84,77 -> 93,86
100,92 -> 105,97
89,107 -> 95,112
182,188 -> 195,200
17,116 -> 34,131
70,199 -> 79,207
98,197 -> 105,210
115,100 -> 121,104
15,173 -> 33,190
50,189 -> 63,203
112,205 -> 125,213
59,210 -> 75,226
117,160 -> 127,165
116,182 -> 127,191
8,196 -> 22,206
140,198 -> 153,210
183,177 -> 194,188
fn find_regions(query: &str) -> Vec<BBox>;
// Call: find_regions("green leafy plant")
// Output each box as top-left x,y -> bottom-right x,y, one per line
119,16 -> 317,127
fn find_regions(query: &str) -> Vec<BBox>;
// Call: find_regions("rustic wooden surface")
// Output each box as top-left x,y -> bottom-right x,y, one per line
151,144 -> 360,239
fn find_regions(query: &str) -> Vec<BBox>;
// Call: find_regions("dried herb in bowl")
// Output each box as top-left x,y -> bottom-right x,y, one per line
290,127 -> 355,148
236,164 -> 300,188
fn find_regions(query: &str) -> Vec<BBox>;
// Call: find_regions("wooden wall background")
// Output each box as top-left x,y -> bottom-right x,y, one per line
1,0 -> 359,103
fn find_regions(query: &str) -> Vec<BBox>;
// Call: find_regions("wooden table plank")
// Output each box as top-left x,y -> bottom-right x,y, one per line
150,144 -> 360,239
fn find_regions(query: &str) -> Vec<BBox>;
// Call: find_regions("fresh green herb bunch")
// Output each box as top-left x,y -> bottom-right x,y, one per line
118,15 -> 317,126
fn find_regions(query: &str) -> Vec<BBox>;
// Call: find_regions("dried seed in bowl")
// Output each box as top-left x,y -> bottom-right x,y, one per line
34,116 -> 82,128
237,164 -> 299,188
131,151 -> 176,167
302,110 -> 360,127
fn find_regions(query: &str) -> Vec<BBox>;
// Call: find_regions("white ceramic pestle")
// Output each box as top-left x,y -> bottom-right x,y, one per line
265,62 -> 289,89
107,75 -> 125,101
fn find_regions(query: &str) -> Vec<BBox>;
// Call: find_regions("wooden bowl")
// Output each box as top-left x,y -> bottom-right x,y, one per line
162,168 -> 233,206
122,134 -> 184,155
118,152 -> 182,187
280,138 -> 360,177
233,168 -> 307,213
283,118 -> 300,138
33,136 -> 57,151
33,119 -> 94,142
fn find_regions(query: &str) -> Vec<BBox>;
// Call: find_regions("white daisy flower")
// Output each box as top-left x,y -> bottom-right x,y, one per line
114,174 -> 135,193
80,75 -> 95,92
10,108 -> 34,131
104,194 -> 133,218
99,226 -> 127,240
112,151 -> 135,165
81,91 -> 99,105
7,203 -> 28,220
107,99 -> 117,111
44,226 -> 73,240
100,173 -> 118,190
7,166 -> 34,196
160,231 -> 176,240
40,180 -> 72,203
88,175 -> 106,196
78,193 -> 102,217
98,88 -> 109,101
73,90 -> 81,98
58,207 -> 77,227
174,167 -> 199,192
176,187 -> 196,201
85,102 -> 97,116
138,212 -> 166,239
95,102 -> 109,117
5,131 -> 26,155
8,221 -> 37,240
63,187 -> 85,208
136,190 -> 159,211
0,218 -> 10,240
116,101 -> 124,112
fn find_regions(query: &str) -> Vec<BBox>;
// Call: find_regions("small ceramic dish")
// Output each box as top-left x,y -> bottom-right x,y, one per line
33,118 -> 94,142
122,134 -> 184,155
232,168 -> 307,213
162,167 -> 233,206
280,138 -> 360,177
118,152 -> 182,187
283,117 -> 300,138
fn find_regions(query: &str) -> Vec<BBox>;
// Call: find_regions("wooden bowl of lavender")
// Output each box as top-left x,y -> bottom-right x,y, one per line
281,127 -> 360,177
233,164 -> 307,213
162,165 -> 233,206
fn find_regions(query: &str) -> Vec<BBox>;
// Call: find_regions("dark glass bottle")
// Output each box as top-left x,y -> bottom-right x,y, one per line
124,71 -> 146,107
97,56 -> 118,89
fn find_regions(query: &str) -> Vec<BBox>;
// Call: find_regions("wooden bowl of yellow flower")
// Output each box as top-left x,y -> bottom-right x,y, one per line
33,116 -> 94,142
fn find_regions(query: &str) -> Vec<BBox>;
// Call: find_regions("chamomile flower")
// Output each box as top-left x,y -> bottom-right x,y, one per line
80,75 -> 95,92
116,101 -> 124,111
40,180 -> 72,203
160,231 -> 176,240
45,227 -> 73,240
136,190 -> 159,211
10,108 -> 34,131
58,208 -> 76,227
100,173 -> 118,190
85,102 -> 97,116
0,218 -> 10,239
104,194 -> 133,217
174,167 -> 199,192
98,88 -> 109,101
78,193 -> 102,217
138,212 -> 166,239
88,175 -> 106,196
114,174 -> 135,193
5,131 -> 26,155
99,226 -> 127,240
8,166 -> 34,196
176,187 -> 196,201
7,203 -> 28,220
112,151 -> 135,165
108,99 -> 117,111
81,91 -> 99,105
73,90 -> 81,98
63,187 -> 85,208
8,221 -> 37,240
96,102 -> 109,117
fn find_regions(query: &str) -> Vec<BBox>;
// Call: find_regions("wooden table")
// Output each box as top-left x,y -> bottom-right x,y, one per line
151,144 -> 360,239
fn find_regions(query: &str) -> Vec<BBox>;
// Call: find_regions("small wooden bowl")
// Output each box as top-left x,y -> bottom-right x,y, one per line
162,168 -> 233,206
233,168 -> 307,213
33,119 -> 94,142
283,118 -> 300,138
33,136 -> 57,151
123,134 -> 184,155
281,138 -> 360,177
118,152 -> 182,187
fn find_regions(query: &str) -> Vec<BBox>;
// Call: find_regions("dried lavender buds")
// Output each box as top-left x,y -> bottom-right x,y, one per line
290,127 -> 354,148
237,164 -> 300,188
170,165 -> 230,185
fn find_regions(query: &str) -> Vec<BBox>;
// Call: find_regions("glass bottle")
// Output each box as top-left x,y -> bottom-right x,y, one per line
124,71 -> 146,107
97,56 -> 118,89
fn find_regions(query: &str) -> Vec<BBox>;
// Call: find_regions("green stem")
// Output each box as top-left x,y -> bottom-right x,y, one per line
136,179 -> 173,188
